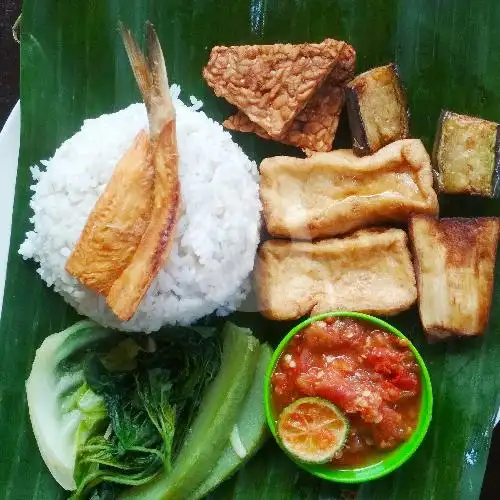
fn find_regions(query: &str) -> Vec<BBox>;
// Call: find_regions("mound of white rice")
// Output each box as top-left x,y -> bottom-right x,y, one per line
19,86 -> 261,332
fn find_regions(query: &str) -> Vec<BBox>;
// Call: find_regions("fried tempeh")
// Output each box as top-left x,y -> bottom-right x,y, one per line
105,23 -> 181,321
203,39 -> 351,138
65,131 -> 154,295
255,228 -> 417,321
409,215 -> 499,340
223,44 -> 356,154
260,139 -> 439,240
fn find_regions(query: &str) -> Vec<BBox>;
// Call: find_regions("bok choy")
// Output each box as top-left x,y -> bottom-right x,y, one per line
26,320 -> 222,498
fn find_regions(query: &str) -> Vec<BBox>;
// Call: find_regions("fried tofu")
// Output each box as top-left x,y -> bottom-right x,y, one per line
255,228 -> 417,320
409,216 -> 499,339
65,131 -> 154,296
203,39 -> 351,138
346,64 -> 409,156
433,110 -> 500,197
260,139 -> 439,239
223,43 -> 356,154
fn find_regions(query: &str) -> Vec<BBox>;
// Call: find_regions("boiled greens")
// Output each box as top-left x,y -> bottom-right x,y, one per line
26,321 -> 222,498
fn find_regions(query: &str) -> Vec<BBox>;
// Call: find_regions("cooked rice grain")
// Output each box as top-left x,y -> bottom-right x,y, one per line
20,87 -> 261,332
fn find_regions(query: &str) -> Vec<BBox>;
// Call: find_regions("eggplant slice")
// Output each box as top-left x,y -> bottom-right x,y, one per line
432,110 -> 500,197
346,63 -> 409,156
409,215 -> 500,340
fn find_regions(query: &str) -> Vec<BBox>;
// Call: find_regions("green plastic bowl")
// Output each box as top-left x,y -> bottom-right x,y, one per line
263,311 -> 433,483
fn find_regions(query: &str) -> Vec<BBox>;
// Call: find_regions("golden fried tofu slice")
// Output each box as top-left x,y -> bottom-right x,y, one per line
255,228 -> 417,320
409,216 -> 499,340
106,24 -> 180,322
260,139 -> 439,240
65,130 -> 153,296
203,39 -> 351,138
224,44 -> 356,154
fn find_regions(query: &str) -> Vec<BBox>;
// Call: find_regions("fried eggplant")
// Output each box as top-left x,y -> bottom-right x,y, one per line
255,228 -> 417,321
409,215 -> 499,340
432,110 -> 500,197
260,139 -> 438,240
346,64 -> 409,156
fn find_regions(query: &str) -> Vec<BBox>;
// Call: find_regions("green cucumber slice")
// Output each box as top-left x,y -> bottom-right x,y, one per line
189,344 -> 272,499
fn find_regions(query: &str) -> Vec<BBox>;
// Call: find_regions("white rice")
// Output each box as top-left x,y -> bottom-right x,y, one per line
19,86 -> 261,332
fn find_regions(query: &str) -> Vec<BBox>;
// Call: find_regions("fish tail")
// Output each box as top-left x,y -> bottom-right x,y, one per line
120,22 -> 174,138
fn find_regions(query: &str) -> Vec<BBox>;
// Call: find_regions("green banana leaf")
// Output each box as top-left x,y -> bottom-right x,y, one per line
2,0 -> 500,499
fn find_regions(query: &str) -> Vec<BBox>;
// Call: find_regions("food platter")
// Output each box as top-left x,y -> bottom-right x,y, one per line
2,1 -> 500,499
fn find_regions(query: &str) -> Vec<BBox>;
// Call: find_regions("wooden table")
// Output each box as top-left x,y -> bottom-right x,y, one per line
0,1 -> 498,498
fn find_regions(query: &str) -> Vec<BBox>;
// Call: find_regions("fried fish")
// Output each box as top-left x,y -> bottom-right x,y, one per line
255,228 -> 417,320
66,23 -> 180,322
260,139 -> 439,240
105,24 -> 180,321
65,131 -> 154,296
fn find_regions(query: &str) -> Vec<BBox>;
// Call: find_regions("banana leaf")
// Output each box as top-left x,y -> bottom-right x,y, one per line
2,0 -> 500,499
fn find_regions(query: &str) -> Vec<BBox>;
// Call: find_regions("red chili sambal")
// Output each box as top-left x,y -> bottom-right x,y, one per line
271,317 -> 422,467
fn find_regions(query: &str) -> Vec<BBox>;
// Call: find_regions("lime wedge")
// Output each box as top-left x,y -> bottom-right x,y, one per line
277,397 -> 349,464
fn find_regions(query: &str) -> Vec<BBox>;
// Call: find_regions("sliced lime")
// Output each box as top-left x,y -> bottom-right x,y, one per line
277,397 -> 349,464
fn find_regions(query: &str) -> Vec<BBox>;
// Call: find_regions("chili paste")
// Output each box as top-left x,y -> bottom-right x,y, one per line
271,317 -> 421,467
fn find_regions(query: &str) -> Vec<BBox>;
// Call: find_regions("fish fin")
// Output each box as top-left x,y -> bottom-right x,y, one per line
120,22 -> 174,138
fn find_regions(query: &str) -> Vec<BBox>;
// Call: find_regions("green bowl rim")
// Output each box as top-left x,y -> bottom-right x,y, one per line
263,311 -> 433,484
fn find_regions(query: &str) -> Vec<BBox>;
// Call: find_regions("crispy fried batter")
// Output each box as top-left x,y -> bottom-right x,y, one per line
65,131 -> 153,295
223,44 -> 355,154
106,23 -> 180,321
203,39 -> 350,138
260,139 -> 439,239
409,216 -> 499,340
255,228 -> 417,320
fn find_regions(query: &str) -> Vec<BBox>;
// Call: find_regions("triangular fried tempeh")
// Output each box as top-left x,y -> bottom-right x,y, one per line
224,43 -> 355,154
203,39 -> 351,138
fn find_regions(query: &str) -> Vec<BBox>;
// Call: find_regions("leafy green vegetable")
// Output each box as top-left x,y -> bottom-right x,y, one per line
26,321 -> 120,491
121,323 -> 260,499
26,321 -> 222,499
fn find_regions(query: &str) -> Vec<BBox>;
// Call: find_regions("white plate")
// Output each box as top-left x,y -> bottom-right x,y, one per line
0,102 -> 20,317
1,102 -> 499,425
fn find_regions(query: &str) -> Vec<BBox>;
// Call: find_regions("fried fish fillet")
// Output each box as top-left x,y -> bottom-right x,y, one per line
409,215 -> 499,340
106,24 -> 180,321
260,139 -> 439,239
203,39 -> 350,138
67,24 -> 180,322
223,43 -> 356,154
65,131 -> 153,296
256,228 -> 417,320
